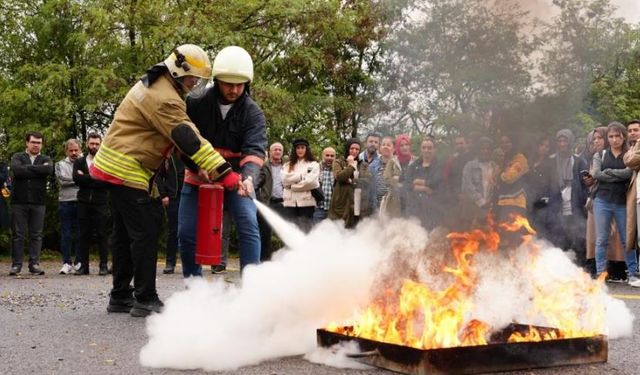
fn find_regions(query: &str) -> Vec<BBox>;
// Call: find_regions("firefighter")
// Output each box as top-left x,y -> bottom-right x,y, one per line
179,45 -> 266,276
91,44 -> 242,317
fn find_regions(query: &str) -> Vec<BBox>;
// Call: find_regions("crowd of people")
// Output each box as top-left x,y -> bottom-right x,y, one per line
3,42 -> 640,319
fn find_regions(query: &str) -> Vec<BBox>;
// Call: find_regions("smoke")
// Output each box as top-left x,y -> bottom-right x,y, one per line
304,341 -> 372,370
139,213 -> 428,371
140,208 -> 633,371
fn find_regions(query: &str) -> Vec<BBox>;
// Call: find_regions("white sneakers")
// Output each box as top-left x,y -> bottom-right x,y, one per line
74,262 -> 82,271
59,263 -> 73,275
628,276 -> 640,288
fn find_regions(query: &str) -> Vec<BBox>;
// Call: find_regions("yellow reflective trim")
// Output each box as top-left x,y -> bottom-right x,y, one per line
100,145 -> 150,172
191,143 -> 214,163
97,150 -> 151,178
191,144 -> 225,171
94,145 -> 153,185
94,157 -> 149,185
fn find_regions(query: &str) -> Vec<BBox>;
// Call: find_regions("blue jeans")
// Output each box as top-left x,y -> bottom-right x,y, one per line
178,183 -> 260,277
313,208 -> 328,223
594,197 -> 637,275
58,201 -> 78,264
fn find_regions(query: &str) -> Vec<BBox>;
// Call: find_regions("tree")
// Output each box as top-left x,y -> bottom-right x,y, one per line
375,0 -> 536,137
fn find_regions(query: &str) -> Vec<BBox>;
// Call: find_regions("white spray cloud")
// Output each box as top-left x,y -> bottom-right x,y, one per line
140,207 -> 634,371
304,341 -> 372,370
139,214 -> 425,371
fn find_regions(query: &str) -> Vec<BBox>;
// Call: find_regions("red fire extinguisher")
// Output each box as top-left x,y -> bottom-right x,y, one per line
195,184 -> 224,265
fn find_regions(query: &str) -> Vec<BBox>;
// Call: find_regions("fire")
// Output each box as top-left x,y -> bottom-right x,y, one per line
327,215 -> 606,349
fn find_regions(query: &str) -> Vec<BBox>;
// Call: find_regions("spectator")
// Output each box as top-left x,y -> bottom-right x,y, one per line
156,152 -> 185,274
182,45 -> 266,276
359,132 -> 381,164
548,129 -> 589,265
257,142 -> 286,261
443,134 -> 472,205
591,122 -> 636,281
526,135 -> 560,242
382,134 -> 414,218
55,138 -> 82,274
9,131 -> 53,276
282,138 -> 320,232
0,161 -> 10,236
73,133 -> 111,276
461,137 -> 499,227
369,136 -> 394,212
494,133 -> 530,222
623,119 -> 640,287
313,147 -> 336,223
329,138 -> 373,228
90,44 -> 236,316
404,137 -> 443,230
583,127 -> 625,280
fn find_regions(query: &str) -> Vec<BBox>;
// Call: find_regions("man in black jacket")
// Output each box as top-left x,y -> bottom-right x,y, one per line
156,152 -> 184,274
73,133 -> 110,275
9,131 -> 53,275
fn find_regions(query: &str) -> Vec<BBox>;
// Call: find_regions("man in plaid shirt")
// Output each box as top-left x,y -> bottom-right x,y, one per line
314,147 -> 336,223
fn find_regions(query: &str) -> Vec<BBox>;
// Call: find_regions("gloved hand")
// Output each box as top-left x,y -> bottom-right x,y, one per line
219,171 -> 241,191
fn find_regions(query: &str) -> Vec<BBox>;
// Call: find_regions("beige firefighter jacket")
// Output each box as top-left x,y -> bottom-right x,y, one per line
92,73 -> 227,192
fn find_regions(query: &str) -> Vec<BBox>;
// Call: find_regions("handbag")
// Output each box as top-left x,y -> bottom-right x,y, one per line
311,187 -> 325,203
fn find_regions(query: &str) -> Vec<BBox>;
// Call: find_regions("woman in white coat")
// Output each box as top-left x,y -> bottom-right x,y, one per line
282,138 -> 320,232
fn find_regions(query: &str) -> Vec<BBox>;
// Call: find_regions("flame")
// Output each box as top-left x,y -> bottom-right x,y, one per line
327,215 -> 606,349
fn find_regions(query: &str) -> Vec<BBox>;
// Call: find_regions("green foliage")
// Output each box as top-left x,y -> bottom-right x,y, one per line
1,0 -> 640,250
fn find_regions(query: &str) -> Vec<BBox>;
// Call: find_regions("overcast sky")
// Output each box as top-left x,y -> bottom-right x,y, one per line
515,0 -> 640,24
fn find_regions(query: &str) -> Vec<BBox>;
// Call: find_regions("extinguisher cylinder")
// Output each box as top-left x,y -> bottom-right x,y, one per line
195,184 -> 224,265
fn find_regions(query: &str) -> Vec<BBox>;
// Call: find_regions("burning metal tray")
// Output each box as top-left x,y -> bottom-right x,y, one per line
317,324 -> 607,375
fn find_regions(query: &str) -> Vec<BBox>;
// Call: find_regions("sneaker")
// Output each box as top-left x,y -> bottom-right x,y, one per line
162,264 -> 175,274
28,264 -> 45,275
130,298 -> 164,318
628,276 -> 640,288
211,265 -> 226,274
606,275 -> 627,284
107,295 -> 135,313
99,264 -> 109,276
74,262 -> 82,271
9,265 -> 21,276
59,263 -> 73,275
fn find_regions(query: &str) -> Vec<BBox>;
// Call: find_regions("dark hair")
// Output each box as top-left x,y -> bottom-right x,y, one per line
607,121 -> 628,153
344,138 -> 361,158
365,132 -> 381,142
25,131 -> 44,142
87,132 -> 102,141
627,119 -> 640,127
288,142 -> 316,171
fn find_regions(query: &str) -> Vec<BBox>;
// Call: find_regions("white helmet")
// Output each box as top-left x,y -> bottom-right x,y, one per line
164,44 -> 212,80
212,46 -> 254,84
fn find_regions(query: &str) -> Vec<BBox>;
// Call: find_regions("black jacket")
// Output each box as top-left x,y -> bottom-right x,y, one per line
10,152 -> 53,205
156,154 -> 185,200
186,83 -> 267,182
73,156 -> 109,204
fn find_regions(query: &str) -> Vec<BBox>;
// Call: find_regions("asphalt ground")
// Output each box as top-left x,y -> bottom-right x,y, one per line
1,260 -> 638,375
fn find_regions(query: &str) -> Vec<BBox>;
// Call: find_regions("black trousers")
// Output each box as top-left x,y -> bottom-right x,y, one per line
76,201 -> 110,268
11,203 -> 45,266
165,197 -> 179,265
109,185 -> 162,302
257,200 -> 285,261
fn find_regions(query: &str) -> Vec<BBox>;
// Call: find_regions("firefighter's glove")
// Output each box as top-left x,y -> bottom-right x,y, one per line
219,171 -> 241,191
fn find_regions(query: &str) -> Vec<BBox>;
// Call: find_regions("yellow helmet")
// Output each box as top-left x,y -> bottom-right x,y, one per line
164,44 -> 212,80
212,46 -> 254,84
